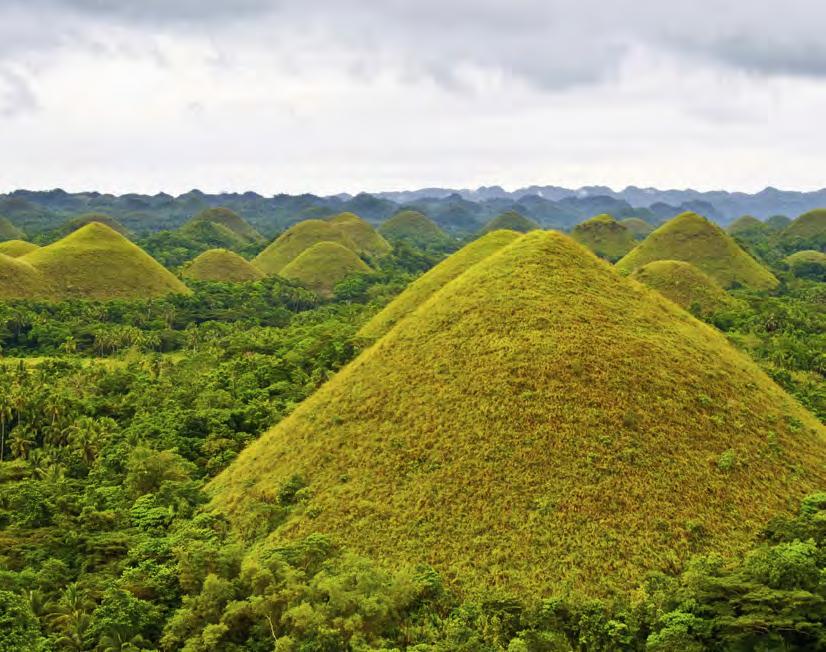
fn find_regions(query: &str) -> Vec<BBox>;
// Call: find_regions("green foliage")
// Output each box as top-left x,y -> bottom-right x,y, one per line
0,589 -> 43,651
785,249 -> 826,281
0,216 -> 26,241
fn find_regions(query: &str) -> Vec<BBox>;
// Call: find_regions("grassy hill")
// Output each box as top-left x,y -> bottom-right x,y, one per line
209,230 -> 826,598
0,216 -> 25,241
378,210 -> 449,249
571,213 -> 636,262
359,230 -> 521,339
327,212 -> 391,259
728,215 -> 769,236
785,250 -> 826,281
0,254 -> 53,300
0,240 -> 39,258
182,249 -> 265,283
253,220 -> 358,275
479,210 -> 539,235
616,212 -> 779,290
22,223 -> 190,300
279,241 -> 371,297
766,215 -> 792,231
783,209 -> 826,249
619,217 -> 654,239
630,260 -> 740,316
182,207 -> 263,245
58,213 -> 130,238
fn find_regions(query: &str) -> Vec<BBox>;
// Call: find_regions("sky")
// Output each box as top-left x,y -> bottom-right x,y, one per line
1,0 -> 826,196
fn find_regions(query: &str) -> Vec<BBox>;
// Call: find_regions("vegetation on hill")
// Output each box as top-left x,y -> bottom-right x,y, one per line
0,254 -> 53,300
0,216 -> 25,241
479,210 -> 539,234
378,209 -> 450,249
616,212 -> 779,290
56,212 -> 130,239
359,230 -> 520,339
630,260 -> 740,316
280,241 -> 372,297
571,213 -> 636,261
619,217 -> 654,239
252,219 -> 358,275
326,212 -> 391,259
785,250 -> 826,281
184,207 -> 264,244
766,214 -> 792,231
210,230 -> 825,597
181,249 -> 265,283
0,239 -> 39,258
728,215 -> 769,236
22,223 -> 190,300
783,209 -> 826,250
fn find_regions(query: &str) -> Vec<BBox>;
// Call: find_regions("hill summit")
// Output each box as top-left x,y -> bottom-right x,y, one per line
182,249 -> 265,283
0,254 -> 52,300
783,209 -> 826,249
22,223 -> 189,300
0,216 -> 25,241
618,217 -> 654,239
378,210 -> 449,249
326,212 -> 391,259
479,210 -> 539,235
59,212 -> 130,238
571,213 -> 636,262
280,241 -> 371,297
630,260 -> 740,316
183,207 -> 264,246
616,212 -> 779,290
0,240 -> 39,258
253,219 -> 359,275
210,230 -> 826,597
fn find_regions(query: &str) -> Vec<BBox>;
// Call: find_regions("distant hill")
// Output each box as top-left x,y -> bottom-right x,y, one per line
766,215 -> 792,231
326,212 -> 391,259
359,230 -> 521,339
0,254 -> 53,300
253,220 -> 358,275
618,217 -> 654,239
571,214 -> 636,262
630,260 -> 741,316
209,230 -> 826,597
479,210 -> 539,235
616,212 -> 779,290
0,216 -> 25,241
21,223 -> 189,300
279,241 -> 371,297
0,240 -> 39,258
728,215 -> 769,236
378,210 -> 449,249
783,209 -> 826,250
182,249 -> 265,283
785,250 -> 826,281
58,212 -> 130,238
182,207 -> 264,245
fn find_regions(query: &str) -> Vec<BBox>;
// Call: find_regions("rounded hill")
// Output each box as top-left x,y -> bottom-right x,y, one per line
0,254 -> 53,300
359,229 -> 521,340
0,240 -> 39,258
618,217 -> 654,239
182,249 -> 265,283
571,213 -> 636,262
783,209 -> 826,248
378,210 -> 448,249
59,213 -> 130,238
728,215 -> 769,236
785,250 -> 826,281
253,220 -> 358,276
210,230 -> 826,598
326,212 -> 391,259
479,210 -> 539,235
280,241 -> 371,297
616,212 -> 779,290
0,216 -> 25,241
630,260 -> 740,316
21,223 -> 190,300
183,207 -> 263,245
766,215 -> 792,231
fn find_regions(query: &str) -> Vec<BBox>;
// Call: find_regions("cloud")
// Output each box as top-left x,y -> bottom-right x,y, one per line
0,67 -> 38,116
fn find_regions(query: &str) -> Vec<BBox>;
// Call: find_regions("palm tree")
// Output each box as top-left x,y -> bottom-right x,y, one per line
97,625 -> 146,652
48,583 -> 95,647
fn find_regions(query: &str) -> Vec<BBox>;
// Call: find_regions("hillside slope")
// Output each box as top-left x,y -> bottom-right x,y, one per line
253,220 -> 358,275
182,207 -> 263,245
379,210 -> 449,248
630,260 -> 740,316
182,249 -> 265,283
327,212 -> 391,259
0,216 -> 25,241
479,210 -> 539,234
0,240 -> 39,258
571,213 -> 636,262
279,241 -> 371,297
210,230 -> 826,597
0,254 -> 53,300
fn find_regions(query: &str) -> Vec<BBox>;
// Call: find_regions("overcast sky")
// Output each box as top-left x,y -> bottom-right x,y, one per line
1,0 -> 826,195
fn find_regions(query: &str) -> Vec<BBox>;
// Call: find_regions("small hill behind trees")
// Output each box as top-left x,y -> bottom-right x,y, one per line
279,241 -> 371,297
379,210 -> 450,249
182,249 -> 265,283
571,213 -> 636,262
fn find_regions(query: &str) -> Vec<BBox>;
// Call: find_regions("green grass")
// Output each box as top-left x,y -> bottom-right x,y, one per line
783,209 -> 826,250
59,212 -> 130,238
182,248 -> 265,283
616,212 -> 779,290
379,210 -> 449,248
358,230 -> 521,339
183,207 -> 263,245
0,253 -> 53,300
785,250 -> 826,280
0,216 -> 25,241
21,223 -> 190,300
209,230 -> 826,598
327,212 -> 392,260
629,260 -> 741,316
618,217 -> 654,239
0,240 -> 39,258
479,210 -> 539,235
728,215 -> 769,236
571,214 -> 636,262
280,241 -> 371,297
253,220 -> 359,275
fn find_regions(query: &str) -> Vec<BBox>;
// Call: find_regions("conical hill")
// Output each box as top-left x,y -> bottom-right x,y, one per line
785,250 -> 826,281
280,241 -> 371,297
619,217 -> 654,239
0,254 -> 53,300
253,220 -> 358,275
183,207 -> 264,245
379,210 -> 449,249
0,216 -> 25,241
0,240 -> 39,258
21,223 -> 190,300
616,212 -> 779,290
209,230 -> 826,597
571,213 -> 636,262
728,215 -> 768,236
182,249 -> 265,283
326,212 -> 391,259
359,229 -> 520,339
783,209 -> 826,249
479,210 -> 539,235
60,212 -> 130,238
630,260 -> 741,316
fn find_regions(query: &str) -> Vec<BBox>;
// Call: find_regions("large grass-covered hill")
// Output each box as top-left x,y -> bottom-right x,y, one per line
616,212 -> 779,290
180,207 -> 264,248
378,210 -> 450,249
57,212 -> 130,239
182,249 -> 265,283
630,260 -> 741,316
0,254 -> 53,300
209,230 -> 826,597
571,213 -> 636,262
327,212 -> 391,259
21,223 -> 189,300
279,241 -> 371,297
